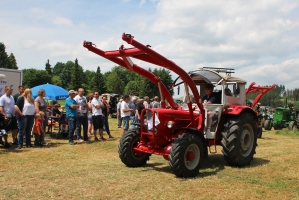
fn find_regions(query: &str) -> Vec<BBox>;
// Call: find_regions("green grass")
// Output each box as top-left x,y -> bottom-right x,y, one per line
276,128 -> 299,138
1,120 -> 299,199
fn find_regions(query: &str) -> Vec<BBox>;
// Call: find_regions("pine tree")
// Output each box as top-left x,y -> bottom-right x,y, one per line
92,66 -> 106,94
8,53 -> 18,69
70,58 -> 82,90
45,59 -> 52,74
0,42 -> 9,68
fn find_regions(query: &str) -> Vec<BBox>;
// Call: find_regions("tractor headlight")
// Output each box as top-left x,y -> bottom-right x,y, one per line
167,121 -> 175,129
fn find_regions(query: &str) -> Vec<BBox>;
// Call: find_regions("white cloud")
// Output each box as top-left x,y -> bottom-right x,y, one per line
53,17 -> 73,26
1,0 -> 299,91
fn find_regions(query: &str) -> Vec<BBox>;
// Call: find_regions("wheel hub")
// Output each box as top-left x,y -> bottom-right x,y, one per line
240,129 -> 250,151
186,151 -> 195,161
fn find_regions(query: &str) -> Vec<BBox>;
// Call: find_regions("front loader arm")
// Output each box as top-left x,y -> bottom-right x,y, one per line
246,82 -> 276,108
83,41 -> 177,109
121,33 -> 205,130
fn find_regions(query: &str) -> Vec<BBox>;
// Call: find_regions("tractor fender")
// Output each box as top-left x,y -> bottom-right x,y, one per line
178,128 -> 206,144
223,106 -> 258,122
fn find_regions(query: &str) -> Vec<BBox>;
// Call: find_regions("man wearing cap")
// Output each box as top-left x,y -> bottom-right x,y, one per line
202,84 -> 220,135
74,88 -> 88,142
65,90 -> 79,145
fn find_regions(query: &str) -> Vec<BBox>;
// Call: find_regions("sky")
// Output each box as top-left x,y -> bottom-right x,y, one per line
1,0 -> 299,96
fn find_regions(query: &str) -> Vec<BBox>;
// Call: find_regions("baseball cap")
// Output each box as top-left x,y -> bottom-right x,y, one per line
69,90 -> 75,94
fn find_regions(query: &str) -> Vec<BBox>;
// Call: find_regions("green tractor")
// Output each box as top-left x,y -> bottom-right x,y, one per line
272,107 -> 298,130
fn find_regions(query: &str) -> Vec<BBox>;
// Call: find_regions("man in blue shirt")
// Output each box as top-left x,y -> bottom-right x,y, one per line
65,90 -> 79,145
202,84 -> 220,135
202,84 -> 219,104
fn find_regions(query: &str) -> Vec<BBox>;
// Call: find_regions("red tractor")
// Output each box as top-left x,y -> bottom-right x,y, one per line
84,33 -> 266,177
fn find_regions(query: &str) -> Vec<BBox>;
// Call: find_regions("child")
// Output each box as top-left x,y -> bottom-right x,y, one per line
33,113 -> 43,147
39,111 -> 48,145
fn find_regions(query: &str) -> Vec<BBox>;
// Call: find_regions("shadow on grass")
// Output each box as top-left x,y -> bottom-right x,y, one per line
135,153 -> 270,179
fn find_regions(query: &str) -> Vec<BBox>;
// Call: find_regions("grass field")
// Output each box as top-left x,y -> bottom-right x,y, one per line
1,118 -> 299,200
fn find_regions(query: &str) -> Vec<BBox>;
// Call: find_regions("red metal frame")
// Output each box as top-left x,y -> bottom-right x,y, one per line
246,82 -> 276,109
83,33 -> 205,132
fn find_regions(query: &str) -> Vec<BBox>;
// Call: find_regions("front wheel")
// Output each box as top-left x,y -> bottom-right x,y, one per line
118,129 -> 150,167
169,133 -> 204,177
263,119 -> 271,130
288,121 -> 296,130
221,113 -> 257,167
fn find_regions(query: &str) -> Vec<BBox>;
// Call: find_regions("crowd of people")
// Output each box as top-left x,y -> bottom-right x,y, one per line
0,84 -> 162,147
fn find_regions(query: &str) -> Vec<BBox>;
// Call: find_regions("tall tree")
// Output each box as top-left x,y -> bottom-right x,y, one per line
70,58 -> 82,90
90,66 -> 106,94
0,42 -> 9,68
45,59 -> 52,74
60,61 -> 73,90
8,53 -> 18,69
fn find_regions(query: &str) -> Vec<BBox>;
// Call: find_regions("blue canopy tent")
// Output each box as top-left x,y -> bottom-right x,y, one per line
31,84 -> 69,101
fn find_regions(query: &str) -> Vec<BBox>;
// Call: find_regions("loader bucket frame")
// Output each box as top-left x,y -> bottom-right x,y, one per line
246,82 -> 276,109
83,33 -> 205,131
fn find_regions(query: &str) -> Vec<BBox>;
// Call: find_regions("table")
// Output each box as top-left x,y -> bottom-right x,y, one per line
48,116 -> 60,134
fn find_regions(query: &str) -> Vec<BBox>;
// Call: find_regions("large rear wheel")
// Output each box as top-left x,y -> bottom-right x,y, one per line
169,133 -> 204,177
221,113 -> 257,166
118,129 -> 150,167
288,121 -> 296,130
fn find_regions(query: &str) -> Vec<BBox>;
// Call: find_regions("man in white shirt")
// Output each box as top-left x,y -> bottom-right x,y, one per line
0,86 -> 18,146
91,91 -> 106,141
74,88 -> 88,142
121,94 -> 133,134
117,98 -> 123,128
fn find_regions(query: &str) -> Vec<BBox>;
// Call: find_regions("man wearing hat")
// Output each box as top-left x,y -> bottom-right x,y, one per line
202,84 -> 220,135
65,90 -> 80,145
202,84 -> 219,104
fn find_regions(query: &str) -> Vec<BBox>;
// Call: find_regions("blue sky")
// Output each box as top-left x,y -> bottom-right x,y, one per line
1,0 -> 299,95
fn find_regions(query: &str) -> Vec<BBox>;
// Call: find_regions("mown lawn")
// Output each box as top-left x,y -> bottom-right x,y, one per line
1,118 -> 299,200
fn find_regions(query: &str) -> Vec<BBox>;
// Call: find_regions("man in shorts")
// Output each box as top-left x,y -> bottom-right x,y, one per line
91,91 -> 106,141
121,94 -> 133,134
0,86 -> 18,145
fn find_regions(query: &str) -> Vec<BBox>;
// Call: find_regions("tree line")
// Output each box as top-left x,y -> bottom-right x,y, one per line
246,84 -> 299,108
2,41 -> 299,106
25,59 -> 174,98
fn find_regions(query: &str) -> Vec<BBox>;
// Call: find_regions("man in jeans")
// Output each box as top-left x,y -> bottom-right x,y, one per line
129,96 -> 137,129
65,90 -> 79,145
117,98 -> 123,128
121,94 -> 133,134
74,88 -> 88,142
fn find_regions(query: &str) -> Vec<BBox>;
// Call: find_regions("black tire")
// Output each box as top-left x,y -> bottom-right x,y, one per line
169,133 -> 204,177
263,120 -> 271,130
221,113 -> 257,167
257,126 -> 262,138
273,124 -> 279,130
288,121 -> 296,130
118,129 -> 150,167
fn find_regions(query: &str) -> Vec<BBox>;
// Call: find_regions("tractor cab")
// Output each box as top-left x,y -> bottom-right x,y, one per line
174,67 -> 247,139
